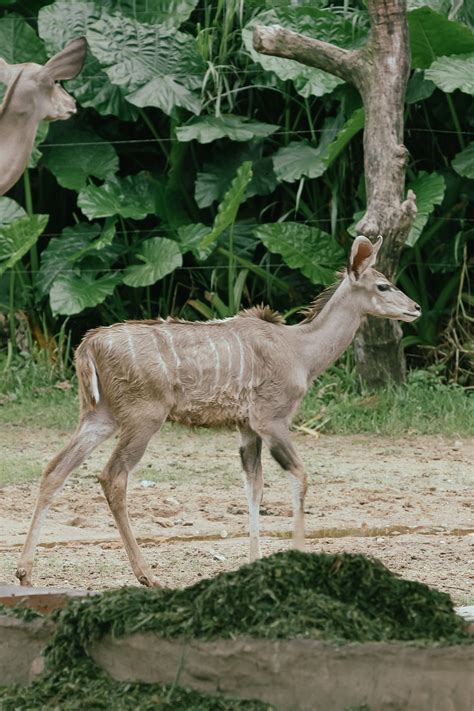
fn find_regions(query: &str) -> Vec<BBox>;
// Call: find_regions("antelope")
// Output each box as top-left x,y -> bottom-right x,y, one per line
16,236 -> 421,588
0,38 -> 86,196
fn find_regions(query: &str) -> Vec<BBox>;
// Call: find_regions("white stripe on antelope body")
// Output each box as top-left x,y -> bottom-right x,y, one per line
16,237 -> 421,588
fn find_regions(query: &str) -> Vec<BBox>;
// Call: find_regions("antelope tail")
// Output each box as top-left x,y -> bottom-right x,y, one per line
75,347 -> 100,413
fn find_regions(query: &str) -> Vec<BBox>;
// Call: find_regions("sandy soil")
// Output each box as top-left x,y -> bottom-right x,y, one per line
0,423 -> 473,603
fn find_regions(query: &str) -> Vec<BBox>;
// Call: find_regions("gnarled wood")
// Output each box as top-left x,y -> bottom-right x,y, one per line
253,0 -> 417,386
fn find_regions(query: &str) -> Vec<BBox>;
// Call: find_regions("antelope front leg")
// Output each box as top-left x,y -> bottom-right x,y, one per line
238,424 -> 264,562
264,424 -> 307,551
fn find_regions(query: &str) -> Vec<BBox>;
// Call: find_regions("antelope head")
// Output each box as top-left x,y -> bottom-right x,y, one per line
348,235 -> 421,322
0,37 -> 87,195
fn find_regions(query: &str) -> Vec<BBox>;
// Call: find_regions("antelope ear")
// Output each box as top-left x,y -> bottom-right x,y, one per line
348,235 -> 383,280
43,37 -> 87,80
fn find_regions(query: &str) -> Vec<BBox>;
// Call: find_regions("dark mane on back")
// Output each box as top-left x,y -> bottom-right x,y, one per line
238,305 -> 285,325
299,272 -> 346,323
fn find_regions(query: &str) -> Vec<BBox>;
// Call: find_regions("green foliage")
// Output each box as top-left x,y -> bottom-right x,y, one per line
425,53 -> 474,94
256,223 -> 345,285
0,0 -> 472,384
87,13 -> 205,114
100,0 -> 199,28
200,161 -> 253,249
452,142 -> 474,178
405,172 -> 446,247
408,7 -> 474,68
176,115 -> 280,143
50,272 -> 121,315
78,172 -> 158,219
0,212 -> 48,277
42,123 -> 119,190
123,237 -> 182,287
0,12 -> 46,63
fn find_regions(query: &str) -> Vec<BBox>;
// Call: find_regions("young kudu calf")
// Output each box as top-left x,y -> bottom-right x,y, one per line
16,236 -> 421,587
0,38 -> 86,196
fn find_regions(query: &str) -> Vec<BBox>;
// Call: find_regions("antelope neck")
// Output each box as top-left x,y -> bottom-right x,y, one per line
294,278 -> 362,380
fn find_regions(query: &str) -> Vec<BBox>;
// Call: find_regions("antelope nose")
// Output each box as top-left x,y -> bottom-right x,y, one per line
414,303 -> 421,311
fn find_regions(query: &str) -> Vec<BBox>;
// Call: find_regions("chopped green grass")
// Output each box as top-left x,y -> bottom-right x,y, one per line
46,551 -> 470,646
1,551 -> 470,710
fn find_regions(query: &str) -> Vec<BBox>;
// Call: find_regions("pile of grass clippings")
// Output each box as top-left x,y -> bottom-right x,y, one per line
51,551 -> 470,646
0,552 -> 471,710
0,603 -> 42,621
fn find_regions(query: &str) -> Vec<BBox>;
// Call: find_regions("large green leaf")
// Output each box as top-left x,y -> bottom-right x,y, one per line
323,108 -> 365,166
176,223 -> 213,261
50,272 -> 121,315
273,110 -> 364,183
425,53 -> 474,94
0,197 -> 26,224
87,13 -> 205,115
176,115 -> 280,143
78,172 -> 158,220
42,122 -> 119,190
100,0 -> 199,28
452,142 -> 474,178
0,13 -> 47,63
37,222 -> 104,297
406,172 -> 446,247
273,141 -> 327,183
200,162 -> 253,249
242,6 -> 368,98
195,144 -> 276,208
38,1 -> 137,120
255,222 -> 345,285
407,0 -> 451,12
405,70 -> 436,103
408,7 -> 474,68
123,237 -> 182,287
29,123 -> 50,170
0,214 -> 49,277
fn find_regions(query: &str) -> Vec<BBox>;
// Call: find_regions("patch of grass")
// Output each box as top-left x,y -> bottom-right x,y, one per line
298,368 -> 473,436
0,389 -> 78,430
0,457 -> 41,486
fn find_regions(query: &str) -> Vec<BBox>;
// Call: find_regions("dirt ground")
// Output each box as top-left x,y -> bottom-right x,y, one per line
0,423 -> 473,603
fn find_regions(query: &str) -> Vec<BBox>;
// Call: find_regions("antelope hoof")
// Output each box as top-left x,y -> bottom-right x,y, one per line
15,567 -> 31,586
138,574 -> 162,588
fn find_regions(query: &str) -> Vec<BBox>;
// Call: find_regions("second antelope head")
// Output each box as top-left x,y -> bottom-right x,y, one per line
0,37 -> 87,195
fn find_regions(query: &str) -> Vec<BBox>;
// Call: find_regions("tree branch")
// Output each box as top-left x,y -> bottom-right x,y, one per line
252,26 -> 361,84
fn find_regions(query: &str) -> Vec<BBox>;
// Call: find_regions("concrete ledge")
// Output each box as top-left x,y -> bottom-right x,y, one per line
0,616 -> 54,684
2,613 -> 473,710
90,633 -> 474,711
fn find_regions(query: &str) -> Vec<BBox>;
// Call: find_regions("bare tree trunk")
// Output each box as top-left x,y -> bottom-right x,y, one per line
253,0 -> 417,388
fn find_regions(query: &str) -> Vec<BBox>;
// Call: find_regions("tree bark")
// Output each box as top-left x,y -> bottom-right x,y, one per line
253,0 -> 417,388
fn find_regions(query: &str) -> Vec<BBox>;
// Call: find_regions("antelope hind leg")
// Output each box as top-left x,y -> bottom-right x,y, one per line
98,417 -> 165,587
238,424 -> 264,562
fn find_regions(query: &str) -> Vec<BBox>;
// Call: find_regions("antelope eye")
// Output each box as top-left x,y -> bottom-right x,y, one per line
377,284 -> 391,292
